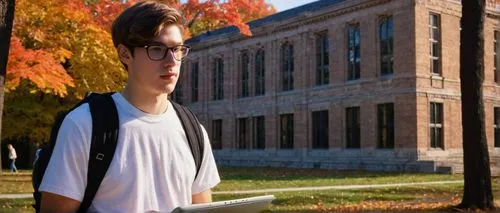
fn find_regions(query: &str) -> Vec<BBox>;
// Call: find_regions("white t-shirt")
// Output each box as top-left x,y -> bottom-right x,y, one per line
39,93 -> 220,213
8,147 -> 17,160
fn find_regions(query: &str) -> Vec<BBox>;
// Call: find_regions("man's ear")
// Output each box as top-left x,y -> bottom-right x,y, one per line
117,44 -> 132,64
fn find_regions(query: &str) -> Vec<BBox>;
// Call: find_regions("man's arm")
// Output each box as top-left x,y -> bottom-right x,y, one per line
40,192 -> 81,213
192,189 -> 212,204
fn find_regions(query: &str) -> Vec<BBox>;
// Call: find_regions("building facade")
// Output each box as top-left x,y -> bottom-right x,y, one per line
176,0 -> 500,173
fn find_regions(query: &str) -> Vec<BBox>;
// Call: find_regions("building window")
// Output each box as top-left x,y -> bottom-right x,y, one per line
238,117 -> 249,149
378,103 -> 394,149
347,23 -> 361,81
430,102 -> 443,148
346,107 -> 360,148
429,13 -> 441,75
494,31 -> 499,83
213,58 -> 224,100
240,52 -> 250,98
312,110 -> 329,149
281,42 -> 294,91
379,16 -> 394,75
212,120 -> 222,149
495,107 -> 500,147
252,116 -> 265,149
191,62 -> 199,102
172,65 -> 183,104
255,49 -> 265,96
316,33 -> 329,85
172,83 -> 183,104
280,114 -> 294,149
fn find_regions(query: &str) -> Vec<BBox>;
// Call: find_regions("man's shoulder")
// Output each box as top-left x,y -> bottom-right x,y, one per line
63,102 -> 92,126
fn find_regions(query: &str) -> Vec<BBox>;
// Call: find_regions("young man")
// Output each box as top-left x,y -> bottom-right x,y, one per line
7,144 -> 18,173
39,1 -> 220,212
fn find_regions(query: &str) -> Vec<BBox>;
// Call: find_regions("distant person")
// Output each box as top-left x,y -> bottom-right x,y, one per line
7,144 -> 18,173
33,148 -> 41,167
38,1 -> 220,213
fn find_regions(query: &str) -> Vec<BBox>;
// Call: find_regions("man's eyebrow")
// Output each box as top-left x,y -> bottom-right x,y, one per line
149,41 -> 184,46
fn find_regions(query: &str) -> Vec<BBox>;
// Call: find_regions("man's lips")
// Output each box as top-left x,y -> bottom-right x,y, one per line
160,73 -> 176,79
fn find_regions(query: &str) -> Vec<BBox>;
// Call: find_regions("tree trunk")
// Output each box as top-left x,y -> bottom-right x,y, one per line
0,0 -> 15,175
459,0 -> 495,209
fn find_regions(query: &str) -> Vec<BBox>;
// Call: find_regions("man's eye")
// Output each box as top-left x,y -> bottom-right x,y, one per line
149,46 -> 165,53
172,46 -> 183,52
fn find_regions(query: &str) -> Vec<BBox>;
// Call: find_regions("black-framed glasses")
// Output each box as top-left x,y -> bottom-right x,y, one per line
139,44 -> 190,61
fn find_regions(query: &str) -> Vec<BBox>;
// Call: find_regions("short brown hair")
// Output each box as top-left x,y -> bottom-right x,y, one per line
112,1 -> 184,51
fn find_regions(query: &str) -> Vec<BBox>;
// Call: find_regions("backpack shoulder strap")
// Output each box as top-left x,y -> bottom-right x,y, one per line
78,92 -> 119,213
34,92 -> 104,212
171,101 -> 205,179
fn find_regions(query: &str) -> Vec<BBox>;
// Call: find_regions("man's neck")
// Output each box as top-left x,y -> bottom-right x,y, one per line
120,86 -> 170,115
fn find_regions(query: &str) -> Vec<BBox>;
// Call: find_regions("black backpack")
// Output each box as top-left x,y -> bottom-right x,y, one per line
32,92 -> 204,213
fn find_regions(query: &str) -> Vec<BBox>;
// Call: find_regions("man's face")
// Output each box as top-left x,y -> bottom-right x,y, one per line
121,25 -> 184,96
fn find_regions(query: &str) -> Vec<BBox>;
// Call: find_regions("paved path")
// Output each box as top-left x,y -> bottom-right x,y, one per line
0,193 -> 32,199
0,180 -> 462,199
212,180 -> 462,194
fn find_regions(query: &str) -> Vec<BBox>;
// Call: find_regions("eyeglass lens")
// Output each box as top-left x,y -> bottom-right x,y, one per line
148,45 -> 189,61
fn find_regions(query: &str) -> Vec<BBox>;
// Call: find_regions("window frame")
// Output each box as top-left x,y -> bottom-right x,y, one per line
237,117 -> 250,149
494,31 -> 499,83
316,32 -> 330,86
429,13 -> 441,75
255,49 -> 266,96
211,119 -> 222,149
191,61 -> 199,102
347,23 -> 361,81
240,52 -> 250,98
212,57 -> 224,100
429,102 -> 444,149
312,110 -> 329,149
345,107 -> 361,148
377,103 -> 395,149
379,16 -> 394,76
280,113 -> 294,149
495,107 -> 500,148
281,42 -> 294,91
252,116 -> 266,149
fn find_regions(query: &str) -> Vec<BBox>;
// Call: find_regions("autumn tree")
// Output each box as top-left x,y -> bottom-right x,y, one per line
181,0 -> 274,36
1,0 -> 127,145
459,0 -> 495,209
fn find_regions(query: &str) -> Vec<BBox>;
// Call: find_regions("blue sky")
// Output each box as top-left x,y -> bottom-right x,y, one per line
179,0 -> 319,12
266,0 -> 318,12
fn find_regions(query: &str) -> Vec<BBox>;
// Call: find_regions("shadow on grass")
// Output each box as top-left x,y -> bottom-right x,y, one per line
218,166 -> 458,181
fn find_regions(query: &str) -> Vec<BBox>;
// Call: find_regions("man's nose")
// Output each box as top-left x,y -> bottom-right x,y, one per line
163,49 -> 177,65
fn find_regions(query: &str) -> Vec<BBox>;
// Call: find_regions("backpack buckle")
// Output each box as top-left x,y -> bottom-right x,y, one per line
96,153 -> 104,160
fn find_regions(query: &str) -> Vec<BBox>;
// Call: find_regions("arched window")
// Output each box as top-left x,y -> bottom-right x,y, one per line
240,52 -> 250,97
379,16 -> 394,75
347,24 -> 360,80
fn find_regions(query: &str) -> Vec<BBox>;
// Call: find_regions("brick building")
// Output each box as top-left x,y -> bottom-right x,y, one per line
175,0 -> 500,173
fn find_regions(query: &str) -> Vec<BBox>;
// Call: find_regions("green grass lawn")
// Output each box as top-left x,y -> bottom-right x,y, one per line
1,167 -> 499,212
0,199 -> 32,213
0,174 -> 32,194
214,167 -> 463,191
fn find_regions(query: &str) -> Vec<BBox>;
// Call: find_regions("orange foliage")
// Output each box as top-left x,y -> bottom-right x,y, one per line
182,0 -> 275,36
89,0 -> 276,37
87,0 -> 132,31
6,37 -> 75,97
